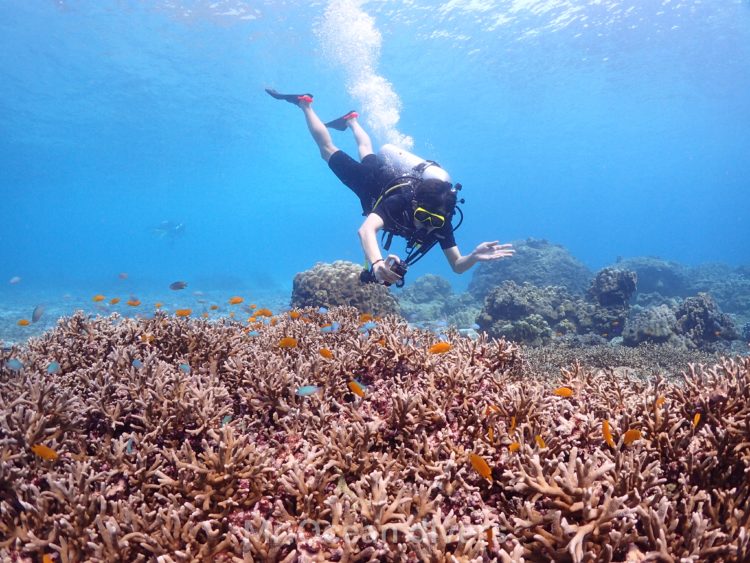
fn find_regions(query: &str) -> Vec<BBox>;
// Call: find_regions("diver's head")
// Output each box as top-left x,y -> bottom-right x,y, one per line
411,179 -> 457,231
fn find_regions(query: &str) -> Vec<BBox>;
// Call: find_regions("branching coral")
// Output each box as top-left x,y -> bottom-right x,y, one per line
1,309 -> 749,561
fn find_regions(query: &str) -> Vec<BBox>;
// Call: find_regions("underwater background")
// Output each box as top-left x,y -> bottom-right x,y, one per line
1,0 -> 749,343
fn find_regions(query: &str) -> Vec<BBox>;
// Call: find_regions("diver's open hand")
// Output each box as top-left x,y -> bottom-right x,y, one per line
472,241 -> 514,262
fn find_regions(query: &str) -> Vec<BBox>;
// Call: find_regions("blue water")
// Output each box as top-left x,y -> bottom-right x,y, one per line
1,0 -> 749,303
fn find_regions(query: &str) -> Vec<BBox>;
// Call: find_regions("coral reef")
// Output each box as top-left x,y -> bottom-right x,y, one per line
613,257 -> 691,298
475,279 -> 628,346
469,238 -> 592,300
397,275 -> 482,329
623,294 -> 738,351
3,310 -> 749,561
291,261 -> 399,316
587,268 -> 636,309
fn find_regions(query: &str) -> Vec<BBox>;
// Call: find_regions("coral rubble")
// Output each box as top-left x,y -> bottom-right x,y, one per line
1,310 -> 749,561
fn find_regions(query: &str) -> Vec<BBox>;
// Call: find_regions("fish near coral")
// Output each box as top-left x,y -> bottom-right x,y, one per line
508,442 -> 520,453
553,387 -> 574,398
296,385 -> 322,397
692,413 -> 701,428
127,299 -> 141,307
32,305 -> 44,323
469,453 -> 492,481
428,342 -> 452,354
93,294 -> 106,302
229,296 -> 244,305
655,396 -> 666,408
347,380 -> 365,398
535,435 -> 546,449
31,444 -> 58,461
602,420 -> 615,448
169,281 -> 188,290
175,309 -> 192,317
319,348 -> 334,359
110,298 -> 120,305
623,429 -> 642,446
289,311 -> 301,319
279,337 -> 298,348
17,319 -> 30,326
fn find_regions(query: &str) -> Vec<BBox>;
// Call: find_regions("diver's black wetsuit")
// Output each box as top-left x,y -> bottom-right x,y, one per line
328,149 -> 456,250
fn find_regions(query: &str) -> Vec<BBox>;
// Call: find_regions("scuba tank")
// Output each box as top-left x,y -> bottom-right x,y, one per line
377,144 -> 452,183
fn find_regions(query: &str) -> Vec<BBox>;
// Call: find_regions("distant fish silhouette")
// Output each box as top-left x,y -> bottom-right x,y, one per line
32,305 -> 44,323
8,276 -> 21,284
152,220 -> 185,240
169,281 -> 188,290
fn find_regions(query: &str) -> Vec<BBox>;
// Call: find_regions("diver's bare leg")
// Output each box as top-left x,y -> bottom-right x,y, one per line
299,100 -> 338,162
347,118 -> 374,160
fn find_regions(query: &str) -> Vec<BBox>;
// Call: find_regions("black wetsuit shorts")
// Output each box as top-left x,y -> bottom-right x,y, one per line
328,150 -> 389,215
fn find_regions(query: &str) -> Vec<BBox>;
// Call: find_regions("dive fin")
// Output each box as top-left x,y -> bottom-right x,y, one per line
325,111 -> 359,131
265,88 -> 313,105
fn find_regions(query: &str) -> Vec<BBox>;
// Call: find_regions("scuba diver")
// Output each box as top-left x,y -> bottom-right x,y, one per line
266,88 -> 514,287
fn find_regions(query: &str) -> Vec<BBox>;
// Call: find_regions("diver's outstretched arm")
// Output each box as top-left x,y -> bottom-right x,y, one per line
443,242 -> 515,274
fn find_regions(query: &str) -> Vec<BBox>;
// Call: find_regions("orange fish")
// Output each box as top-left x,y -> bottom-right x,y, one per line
202,312 -> 209,319
376,337 -> 386,346
210,304 -> 219,311
175,309 -> 192,317
43,555 -> 54,563
110,297 -> 120,305
623,429 -> 642,446
347,380 -> 365,398
692,413 -> 701,428
270,318 -> 277,326
229,296 -> 243,305
602,420 -> 615,448
359,313 -> 374,322
140,333 -> 154,344
508,442 -> 520,453
17,319 -> 30,326
31,443 -> 58,461
229,312 -> 235,319
320,348 -> 334,359
248,316 -> 256,323
655,396 -> 666,408
278,337 -> 298,348
126,299 -> 141,307
510,416 -> 516,434
469,452 -> 492,480
488,426 -> 495,442
553,386 -> 574,398
535,435 -> 546,449
250,304 -> 257,309
154,302 -> 162,309
289,311 -> 301,319
428,342 -> 452,354
255,308 -> 273,317
92,294 -> 105,302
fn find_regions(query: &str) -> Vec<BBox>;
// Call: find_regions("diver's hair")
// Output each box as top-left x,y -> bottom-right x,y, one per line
414,179 -> 457,216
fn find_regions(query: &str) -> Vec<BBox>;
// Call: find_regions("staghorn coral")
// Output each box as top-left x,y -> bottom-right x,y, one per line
1,309 -> 749,561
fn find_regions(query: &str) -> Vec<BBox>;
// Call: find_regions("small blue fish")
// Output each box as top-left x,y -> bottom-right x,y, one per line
46,361 -> 60,374
472,323 -> 481,330
221,415 -> 233,426
321,322 -> 340,334
318,306 -> 328,314
247,330 -> 261,337
358,321 -> 377,333
6,358 -> 23,371
179,363 -> 191,373
296,385 -> 322,397
126,437 -> 134,454
132,359 -> 143,369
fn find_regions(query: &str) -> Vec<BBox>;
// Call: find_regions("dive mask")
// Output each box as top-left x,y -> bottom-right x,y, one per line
413,207 -> 446,229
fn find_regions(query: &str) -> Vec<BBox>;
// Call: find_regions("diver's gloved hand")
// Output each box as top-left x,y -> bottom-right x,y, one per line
373,254 -> 403,285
